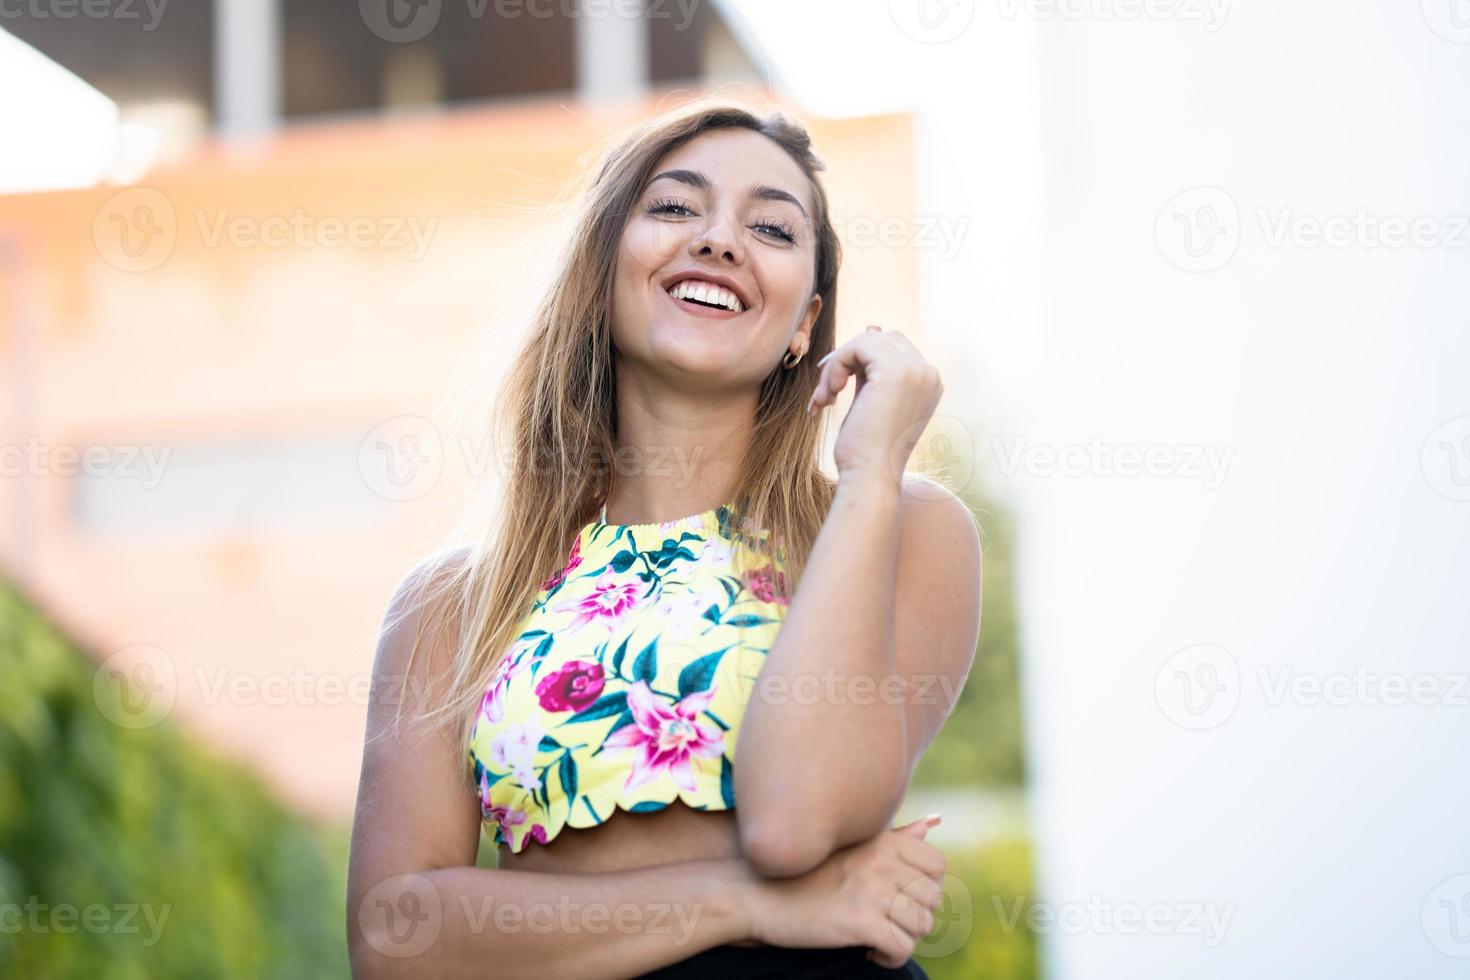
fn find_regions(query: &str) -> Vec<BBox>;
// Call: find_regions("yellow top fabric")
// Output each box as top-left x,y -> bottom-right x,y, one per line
466,503 -> 789,853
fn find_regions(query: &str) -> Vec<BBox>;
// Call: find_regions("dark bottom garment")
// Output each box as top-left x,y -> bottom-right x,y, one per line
631,942 -> 930,979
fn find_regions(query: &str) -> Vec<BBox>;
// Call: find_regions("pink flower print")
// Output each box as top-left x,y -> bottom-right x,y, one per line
556,569 -> 644,632
695,537 -> 733,571
654,586 -> 723,641
744,565 -> 789,606
479,772 -> 531,831
601,680 -> 724,793
525,825 -> 548,846
479,641 -> 535,725
535,659 -> 606,713
488,803 -> 527,835
540,536 -> 583,592
488,716 -> 545,791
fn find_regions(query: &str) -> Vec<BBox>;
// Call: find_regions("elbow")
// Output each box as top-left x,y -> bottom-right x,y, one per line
348,940 -> 395,980
740,817 -> 833,879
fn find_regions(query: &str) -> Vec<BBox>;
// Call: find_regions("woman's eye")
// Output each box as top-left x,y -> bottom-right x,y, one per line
646,198 -> 693,217
753,221 -> 796,244
644,197 -> 796,244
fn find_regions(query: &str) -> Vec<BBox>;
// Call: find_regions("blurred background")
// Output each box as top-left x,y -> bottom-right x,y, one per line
1,1 -> 1467,978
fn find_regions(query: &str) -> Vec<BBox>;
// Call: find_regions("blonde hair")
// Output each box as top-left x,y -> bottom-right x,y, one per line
384,99 -> 844,777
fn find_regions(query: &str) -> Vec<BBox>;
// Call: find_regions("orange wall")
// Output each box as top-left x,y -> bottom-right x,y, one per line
0,92 -> 920,820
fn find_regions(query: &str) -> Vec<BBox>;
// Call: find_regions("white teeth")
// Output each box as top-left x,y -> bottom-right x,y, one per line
669,279 -> 744,313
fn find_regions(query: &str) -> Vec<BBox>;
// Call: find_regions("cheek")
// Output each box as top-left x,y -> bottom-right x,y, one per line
620,218 -> 683,279
758,252 -> 817,323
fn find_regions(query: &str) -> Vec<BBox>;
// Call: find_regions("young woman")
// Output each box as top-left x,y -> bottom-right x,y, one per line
346,100 -> 982,979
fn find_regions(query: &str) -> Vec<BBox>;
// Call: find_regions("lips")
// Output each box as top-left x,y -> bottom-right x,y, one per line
659,271 -> 753,313
664,284 -> 744,320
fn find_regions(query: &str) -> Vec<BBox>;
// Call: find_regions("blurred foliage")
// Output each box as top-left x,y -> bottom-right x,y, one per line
0,582 -> 348,979
0,480 -> 1028,977
917,837 -> 1037,980
909,494 -> 1027,788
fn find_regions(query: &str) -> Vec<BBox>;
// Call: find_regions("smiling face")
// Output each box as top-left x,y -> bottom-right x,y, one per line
610,128 -> 824,391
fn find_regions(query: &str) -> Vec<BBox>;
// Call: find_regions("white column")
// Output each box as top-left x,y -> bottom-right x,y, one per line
1020,4 -> 1470,979
214,0 -> 280,137
575,0 -> 648,105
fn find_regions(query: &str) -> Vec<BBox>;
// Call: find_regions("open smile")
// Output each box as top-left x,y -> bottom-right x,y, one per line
661,276 -> 751,320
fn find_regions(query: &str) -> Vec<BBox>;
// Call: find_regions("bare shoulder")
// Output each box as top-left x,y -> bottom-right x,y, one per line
896,473 -> 983,575
375,542 -> 478,684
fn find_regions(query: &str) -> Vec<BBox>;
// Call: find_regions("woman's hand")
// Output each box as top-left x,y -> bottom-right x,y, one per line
744,815 -> 947,969
807,326 -> 943,487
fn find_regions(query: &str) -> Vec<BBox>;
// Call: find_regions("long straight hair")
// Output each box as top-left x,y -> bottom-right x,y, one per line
385,99 -> 844,772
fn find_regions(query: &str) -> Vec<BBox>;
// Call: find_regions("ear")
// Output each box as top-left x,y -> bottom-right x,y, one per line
791,291 -> 823,355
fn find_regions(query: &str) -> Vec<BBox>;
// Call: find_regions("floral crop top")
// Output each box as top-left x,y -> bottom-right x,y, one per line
466,502 -> 790,853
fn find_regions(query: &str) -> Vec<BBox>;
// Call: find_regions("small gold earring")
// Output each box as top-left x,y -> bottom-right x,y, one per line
782,348 -> 804,369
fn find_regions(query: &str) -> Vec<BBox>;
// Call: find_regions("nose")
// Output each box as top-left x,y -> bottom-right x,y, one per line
688,210 -> 745,265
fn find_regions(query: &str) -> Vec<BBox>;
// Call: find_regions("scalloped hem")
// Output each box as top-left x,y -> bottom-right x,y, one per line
494,784 -> 736,854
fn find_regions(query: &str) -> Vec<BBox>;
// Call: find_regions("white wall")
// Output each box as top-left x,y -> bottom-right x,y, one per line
1008,2 -> 1470,977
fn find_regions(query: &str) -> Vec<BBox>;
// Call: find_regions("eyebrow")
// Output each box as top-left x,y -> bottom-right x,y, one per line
647,169 -> 809,217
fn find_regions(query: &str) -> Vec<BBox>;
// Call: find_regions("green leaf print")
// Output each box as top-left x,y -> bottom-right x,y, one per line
538,734 -> 562,751
559,752 -> 578,808
722,614 -> 771,628
527,633 -> 554,678
609,634 -> 631,677
631,638 -> 659,684
676,649 -> 728,697
647,539 -> 697,569
610,549 -> 637,573
567,690 -> 628,724
720,755 -> 736,808
591,708 -> 636,756
628,801 -> 665,813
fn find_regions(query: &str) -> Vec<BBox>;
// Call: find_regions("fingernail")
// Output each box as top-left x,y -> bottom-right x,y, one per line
923,812 -> 942,825
817,350 -> 835,367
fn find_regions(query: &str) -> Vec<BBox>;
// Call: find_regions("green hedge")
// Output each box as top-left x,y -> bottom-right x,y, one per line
910,496 -> 1027,789
0,582 -> 347,979
916,837 -> 1038,980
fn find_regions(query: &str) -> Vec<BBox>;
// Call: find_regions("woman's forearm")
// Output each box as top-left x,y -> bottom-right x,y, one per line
350,856 -> 755,980
735,470 -> 910,873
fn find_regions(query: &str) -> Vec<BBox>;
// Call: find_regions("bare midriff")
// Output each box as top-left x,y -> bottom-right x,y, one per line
494,803 -> 765,948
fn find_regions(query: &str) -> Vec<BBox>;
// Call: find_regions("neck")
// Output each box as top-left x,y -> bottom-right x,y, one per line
605,363 -> 756,524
